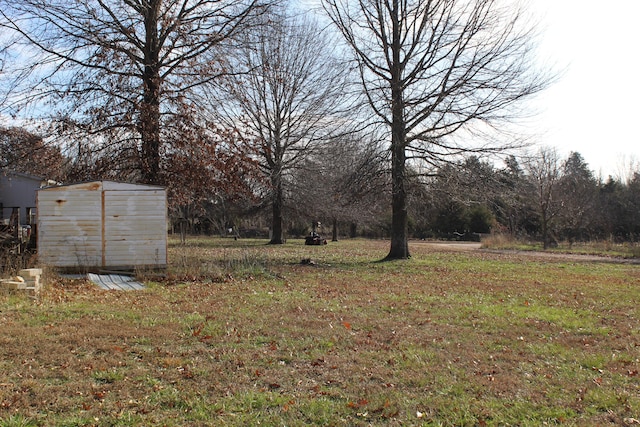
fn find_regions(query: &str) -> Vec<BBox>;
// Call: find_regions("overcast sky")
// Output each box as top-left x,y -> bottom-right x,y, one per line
528,0 -> 640,178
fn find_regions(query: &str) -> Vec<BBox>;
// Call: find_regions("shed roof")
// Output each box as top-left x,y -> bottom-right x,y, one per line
39,180 -> 164,192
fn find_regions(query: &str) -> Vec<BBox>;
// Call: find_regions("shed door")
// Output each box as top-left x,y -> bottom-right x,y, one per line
103,190 -> 167,267
37,186 -> 103,268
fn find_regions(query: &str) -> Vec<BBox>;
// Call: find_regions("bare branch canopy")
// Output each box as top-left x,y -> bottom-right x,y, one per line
0,0 -> 272,184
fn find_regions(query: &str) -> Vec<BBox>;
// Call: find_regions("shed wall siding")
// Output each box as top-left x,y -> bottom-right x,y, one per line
37,187 -> 103,267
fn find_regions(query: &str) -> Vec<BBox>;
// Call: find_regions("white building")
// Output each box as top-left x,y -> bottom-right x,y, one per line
37,181 -> 167,270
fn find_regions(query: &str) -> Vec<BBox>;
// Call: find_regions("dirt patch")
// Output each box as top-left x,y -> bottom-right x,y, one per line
412,240 -> 482,251
413,240 -> 640,264
482,249 -> 640,264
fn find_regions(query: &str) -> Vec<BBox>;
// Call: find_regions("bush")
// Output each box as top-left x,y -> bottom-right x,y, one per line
468,205 -> 494,234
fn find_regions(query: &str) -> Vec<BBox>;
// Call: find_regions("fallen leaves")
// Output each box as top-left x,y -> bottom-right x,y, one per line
1,239 -> 639,426
347,399 -> 368,409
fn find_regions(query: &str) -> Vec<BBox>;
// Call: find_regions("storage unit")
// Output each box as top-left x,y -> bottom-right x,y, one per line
37,181 -> 167,270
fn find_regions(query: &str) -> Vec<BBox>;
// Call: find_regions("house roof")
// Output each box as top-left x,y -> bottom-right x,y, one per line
0,170 -> 46,182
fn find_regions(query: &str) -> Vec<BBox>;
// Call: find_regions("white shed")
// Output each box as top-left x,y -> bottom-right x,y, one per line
37,181 -> 167,270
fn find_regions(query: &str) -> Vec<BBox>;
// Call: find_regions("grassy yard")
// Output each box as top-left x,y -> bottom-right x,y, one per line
1,237 -> 639,426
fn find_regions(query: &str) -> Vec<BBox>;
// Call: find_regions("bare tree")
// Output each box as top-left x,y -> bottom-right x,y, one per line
0,38 -> 10,109
0,0 -> 271,184
323,0 -> 550,259
525,147 -> 562,249
291,133 -> 388,241
217,9 -> 352,244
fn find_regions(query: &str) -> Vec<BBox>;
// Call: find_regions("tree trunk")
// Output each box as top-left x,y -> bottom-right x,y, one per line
385,0 -> 410,260
269,177 -> 285,244
542,212 -> 549,250
349,222 -> 357,238
140,0 -> 162,185
386,138 -> 410,259
140,92 -> 161,184
332,217 -> 338,242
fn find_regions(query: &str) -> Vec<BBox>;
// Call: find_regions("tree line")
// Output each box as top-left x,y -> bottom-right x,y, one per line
4,123 -> 638,247
408,151 -> 640,247
1,0 -> 559,257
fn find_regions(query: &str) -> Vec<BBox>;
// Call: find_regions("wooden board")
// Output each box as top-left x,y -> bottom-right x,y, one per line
87,273 -> 145,290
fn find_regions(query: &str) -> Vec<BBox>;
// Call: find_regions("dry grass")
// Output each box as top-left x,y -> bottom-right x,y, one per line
1,237 -> 639,426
